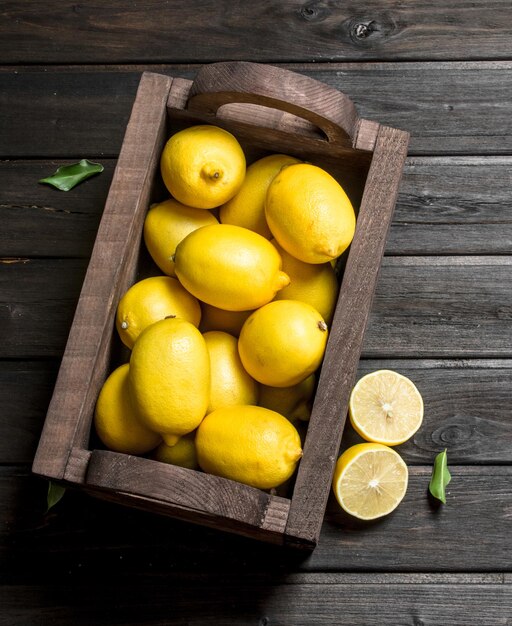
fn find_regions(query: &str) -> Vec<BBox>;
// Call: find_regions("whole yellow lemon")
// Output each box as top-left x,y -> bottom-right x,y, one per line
129,317 -> 210,446
116,275 -> 201,350
271,239 -> 339,325
174,223 -> 290,311
265,163 -> 356,263
143,198 -> 218,276
199,303 -> 253,337
160,125 -> 246,209
153,433 -> 198,470
238,300 -> 328,387
259,373 -> 316,423
195,405 -> 303,490
203,331 -> 258,413
94,363 -> 161,454
219,153 -> 301,238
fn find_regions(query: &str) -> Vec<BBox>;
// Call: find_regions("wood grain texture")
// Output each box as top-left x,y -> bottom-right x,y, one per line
1,467 -> 511,581
3,157 -> 512,258
84,450 -> 290,543
0,577 -> 510,625
365,256 -> 512,357
1,1 -> 512,64
3,63 -> 512,157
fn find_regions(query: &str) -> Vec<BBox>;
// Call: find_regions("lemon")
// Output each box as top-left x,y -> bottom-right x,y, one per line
199,303 -> 253,337
271,239 -> 338,325
259,374 -> 316,423
129,317 -> 210,446
265,163 -> 356,263
174,223 -> 290,311
203,331 -> 258,413
143,198 -> 218,276
196,405 -> 303,490
94,364 -> 161,454
160,125 -> 246,209
219,154 -> 301,238
332,443 -> 409,520
153,433 -> 198,470
116,276 -> 201,350
238,300 -> 328,387
349,370 -> 424,446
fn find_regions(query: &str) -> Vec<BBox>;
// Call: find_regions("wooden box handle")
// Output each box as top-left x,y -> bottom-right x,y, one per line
187,61 -> 360,149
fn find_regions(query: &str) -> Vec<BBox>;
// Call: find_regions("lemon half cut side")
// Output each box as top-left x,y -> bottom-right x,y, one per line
349,369 -> 424,446
332,443 -> 408,520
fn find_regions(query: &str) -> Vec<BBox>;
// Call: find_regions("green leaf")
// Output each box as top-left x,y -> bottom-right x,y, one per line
39,159 -> 104,191
429,449 -> 451,504
46,481 -> 66,513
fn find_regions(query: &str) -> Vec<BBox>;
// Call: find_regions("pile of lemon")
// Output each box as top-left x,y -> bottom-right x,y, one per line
94,124 -> 357,492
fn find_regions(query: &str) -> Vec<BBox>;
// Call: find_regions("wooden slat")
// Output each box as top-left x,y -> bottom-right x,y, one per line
0,361 -> 58,464
83,450 -> 290,544
286,125 -> 409,547
1,1 -> 512,63
1,467 -> 511,579
0,576 -> 510,625
2,359 -> 512,466
364,256 -> 512,358
32,72 -> 173,481
2,157 -> 512,258
3,256 -> 512,359
2,63 -> 512,157
387,156 -> 512,255
0,160 -> 116,258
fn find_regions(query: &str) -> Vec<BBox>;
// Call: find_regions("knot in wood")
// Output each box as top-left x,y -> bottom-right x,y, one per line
353,21 -> 377,39
298,2 -> 329,22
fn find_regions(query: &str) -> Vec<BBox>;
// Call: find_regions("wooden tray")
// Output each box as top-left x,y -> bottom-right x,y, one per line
32,61 -> 409,550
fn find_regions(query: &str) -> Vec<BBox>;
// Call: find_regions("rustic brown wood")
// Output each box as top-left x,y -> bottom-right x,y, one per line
188,61 -> 360,148
3,63 -> 512,158
28,66 -> 410,549
2,1 -> 512,64
285,125 -> 409,547
32,72 -> 173,481
84,450 -> 290,543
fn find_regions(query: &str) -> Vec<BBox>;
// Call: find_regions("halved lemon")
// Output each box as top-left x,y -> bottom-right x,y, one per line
332,443 -> 408,520
349,370 -> 424,446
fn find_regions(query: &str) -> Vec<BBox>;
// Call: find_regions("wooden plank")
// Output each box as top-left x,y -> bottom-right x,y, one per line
1,467 -> 511,579
387,156 -> 512,255
1,1 -> 512,63
0,577 -> 510,625
4,256 -> 512,359
2,63 -> 512,157
2,157 -> 511,258
2,359 -> 512,465
364,256 -> 512,358
0,361 -> 58,464
0,159 -> 116,258
0,258 -> 88,358
83,450 -> 290,544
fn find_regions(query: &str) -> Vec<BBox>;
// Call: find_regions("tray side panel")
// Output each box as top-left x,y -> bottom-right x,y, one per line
32,72 -> 173,481
285,125 -> 410,547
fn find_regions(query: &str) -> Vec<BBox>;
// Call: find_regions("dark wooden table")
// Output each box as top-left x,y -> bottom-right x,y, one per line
1,3 -> 512,624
